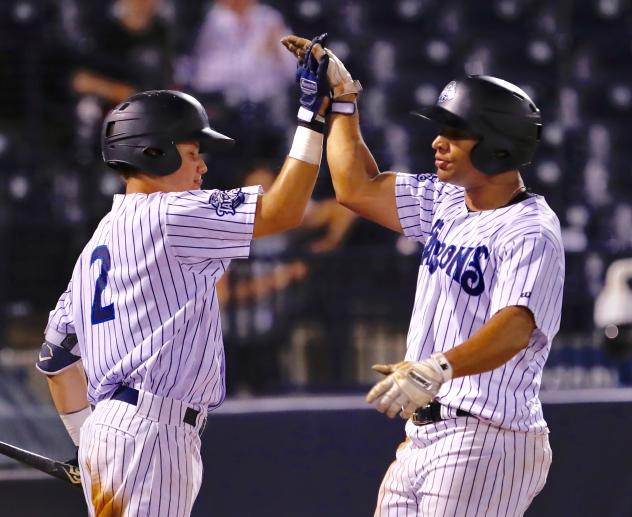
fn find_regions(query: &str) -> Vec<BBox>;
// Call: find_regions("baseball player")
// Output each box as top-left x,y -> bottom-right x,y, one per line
282,36 -> 564,516
35,37 -> 331,516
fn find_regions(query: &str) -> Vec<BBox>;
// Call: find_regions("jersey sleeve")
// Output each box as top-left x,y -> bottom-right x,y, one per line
165,186 -> 261,271
489,233 -> 564,340
395,173 -> 440,243
45,280 -> 77,345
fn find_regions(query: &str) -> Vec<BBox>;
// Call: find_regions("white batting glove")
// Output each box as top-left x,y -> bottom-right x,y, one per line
366,353 -> 453,419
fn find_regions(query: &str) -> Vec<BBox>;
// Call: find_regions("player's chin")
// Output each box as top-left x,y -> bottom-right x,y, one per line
436,167 -> 464,186
436,168 -> 454,182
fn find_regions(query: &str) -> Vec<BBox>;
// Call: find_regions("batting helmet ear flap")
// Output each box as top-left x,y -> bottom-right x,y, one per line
469,133 -> 521,175
103,135 -> 183,176
132,138 -> 183,176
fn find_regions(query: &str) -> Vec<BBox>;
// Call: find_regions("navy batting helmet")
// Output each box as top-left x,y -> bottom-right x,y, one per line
414,75 -> 542,175
101,90 -> 234,176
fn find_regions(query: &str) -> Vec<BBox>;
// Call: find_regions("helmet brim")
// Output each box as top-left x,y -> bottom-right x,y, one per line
411,106 -> 471,132
196,127 -> 235,152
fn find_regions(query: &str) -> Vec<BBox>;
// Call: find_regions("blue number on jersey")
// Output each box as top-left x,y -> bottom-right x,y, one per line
90,245 -> 115,325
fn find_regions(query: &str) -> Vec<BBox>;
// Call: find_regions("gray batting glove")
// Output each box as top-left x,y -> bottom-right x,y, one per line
366,353 -> 453,419
322,48 -> 362,99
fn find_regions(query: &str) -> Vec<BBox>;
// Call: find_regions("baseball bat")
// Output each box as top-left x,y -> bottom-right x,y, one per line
0,440 -> 82,488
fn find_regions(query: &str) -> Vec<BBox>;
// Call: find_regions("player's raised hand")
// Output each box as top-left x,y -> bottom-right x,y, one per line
367,354 -> 453,419
281,35 -> 311,60
294,33 -> 330,122
282,34 -> 362,100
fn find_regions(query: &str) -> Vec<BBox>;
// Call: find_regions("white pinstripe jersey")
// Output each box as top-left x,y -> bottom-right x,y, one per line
396,173 -> 564,433
45,186 -> 261,410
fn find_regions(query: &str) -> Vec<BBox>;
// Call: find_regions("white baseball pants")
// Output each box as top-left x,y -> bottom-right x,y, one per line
78,390 -> 206,517
374,416 -> 552,516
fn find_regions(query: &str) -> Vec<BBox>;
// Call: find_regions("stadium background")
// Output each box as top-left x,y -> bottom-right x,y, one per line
0,0 -> 631,515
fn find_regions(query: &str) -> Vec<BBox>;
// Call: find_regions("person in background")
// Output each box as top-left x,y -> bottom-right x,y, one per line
177,0 -> 297,183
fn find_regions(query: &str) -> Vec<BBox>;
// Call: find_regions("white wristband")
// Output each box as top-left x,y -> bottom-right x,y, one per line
331,101 -> 356,115
60,406 -> 92,446
288,126 -> 324,166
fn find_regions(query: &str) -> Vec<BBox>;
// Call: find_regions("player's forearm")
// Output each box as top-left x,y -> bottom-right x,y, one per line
253,158 -> 320,238
444,306 -> 536,378
254,85 -> 328,238
47,362 -> 90,415
327,109 -> 381,207
46,362 -> 91,446
326,112 -> 402,232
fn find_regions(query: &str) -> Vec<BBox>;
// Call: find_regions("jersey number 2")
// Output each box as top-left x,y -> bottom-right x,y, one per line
91,245 -> 115,325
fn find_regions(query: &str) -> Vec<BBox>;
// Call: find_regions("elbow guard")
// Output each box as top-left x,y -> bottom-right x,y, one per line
36,334 -> 81,375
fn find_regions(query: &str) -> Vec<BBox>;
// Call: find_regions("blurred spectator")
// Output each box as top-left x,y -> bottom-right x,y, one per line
71,0 -> 173,104
301,198 -> 357,254
69,0 -> 174,169
176,0 -> 297,183
181,0 -> 295,110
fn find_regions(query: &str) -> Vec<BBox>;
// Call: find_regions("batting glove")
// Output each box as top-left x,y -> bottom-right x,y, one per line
282,34 -> 362,101
366,353 -> 453,419
296,33 -> 330,123
323,48 -> 363,100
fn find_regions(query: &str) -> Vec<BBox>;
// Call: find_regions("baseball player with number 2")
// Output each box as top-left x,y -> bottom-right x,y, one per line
283,34 -> 564,516
35,37 -> 330,516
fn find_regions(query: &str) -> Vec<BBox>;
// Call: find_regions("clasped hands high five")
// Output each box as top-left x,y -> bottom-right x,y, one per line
281,33 -> 363,115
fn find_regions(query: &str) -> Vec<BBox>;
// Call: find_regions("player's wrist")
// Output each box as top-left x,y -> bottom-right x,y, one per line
288,121 -> 324,166
335,93 -> 357,103
429,352 -> 453,382
330,101 -> 357,116
59,406 -> 92,446
297,111 -> 325,133
317,96 -> 331,117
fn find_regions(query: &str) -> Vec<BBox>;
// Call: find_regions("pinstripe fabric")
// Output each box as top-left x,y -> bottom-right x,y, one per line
395,173 -> 564,434
79,390 -> 205,517
376,173 -> 563,516
45,187 -> 260,408
374,418 -> 552,517
46,186 -> 260,517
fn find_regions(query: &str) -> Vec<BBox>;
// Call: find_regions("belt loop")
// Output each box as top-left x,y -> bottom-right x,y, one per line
412,402 -> 474,427
430,401 -> 442,421
111,386 -> 200,428
183,407 -> 199,426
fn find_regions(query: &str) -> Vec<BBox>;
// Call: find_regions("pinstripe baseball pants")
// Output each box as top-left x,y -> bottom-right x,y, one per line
374,416 -> 552,517
78,390 -> 206,517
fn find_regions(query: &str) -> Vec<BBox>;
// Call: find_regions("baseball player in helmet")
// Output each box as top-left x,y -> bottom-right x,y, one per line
37,37 -> 331,516
283,36 -> 564,516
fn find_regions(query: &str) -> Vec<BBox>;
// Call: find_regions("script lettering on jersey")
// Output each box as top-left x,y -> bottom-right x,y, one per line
421,219 -> 489,296
209,188 -> 245,217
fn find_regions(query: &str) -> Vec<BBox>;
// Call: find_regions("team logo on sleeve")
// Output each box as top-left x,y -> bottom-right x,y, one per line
421,219 -> 489,296
209,188 -> 245,216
